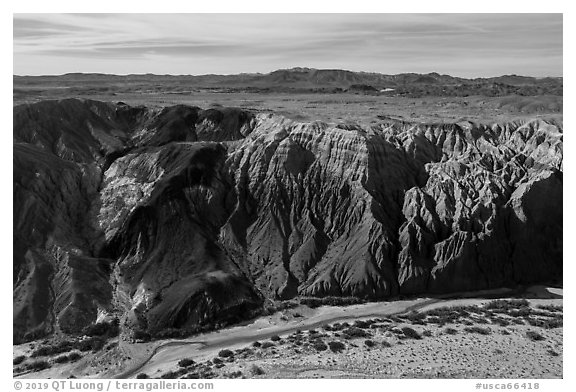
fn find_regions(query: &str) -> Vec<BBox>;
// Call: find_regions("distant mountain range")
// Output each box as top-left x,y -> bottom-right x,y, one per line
14,67 -> 562,98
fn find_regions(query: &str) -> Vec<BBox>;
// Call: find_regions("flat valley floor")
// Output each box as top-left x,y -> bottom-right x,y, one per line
14,287 -> 563,379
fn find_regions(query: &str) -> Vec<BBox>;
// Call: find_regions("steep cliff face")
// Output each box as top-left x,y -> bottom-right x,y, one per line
13,99 -> 562,340
221,117 -> 562,299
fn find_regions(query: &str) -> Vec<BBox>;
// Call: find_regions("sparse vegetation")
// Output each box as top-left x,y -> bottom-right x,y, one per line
178,358 -> 195,367
299,296 -> 366,308
312,340 -> 328,351
342,327 -> 370,338
81,319 -> 120,338
364,339 -> 375,347
26,359 -> 51,372
250,364 -> 265,376
13,355 -> 26,365
464,326 -> 491,335
328,341 -> 345,353
218,349 -> 234,358
401,327 -> 422,340
444,327 -> 458,335
537,304 -> 562,313
525,331 -> 545,341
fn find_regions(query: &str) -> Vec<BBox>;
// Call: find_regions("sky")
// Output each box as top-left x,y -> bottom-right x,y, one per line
13,13 -> 563,77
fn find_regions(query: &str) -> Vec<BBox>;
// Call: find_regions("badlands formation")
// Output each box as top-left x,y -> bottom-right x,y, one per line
13,99 -> 562,342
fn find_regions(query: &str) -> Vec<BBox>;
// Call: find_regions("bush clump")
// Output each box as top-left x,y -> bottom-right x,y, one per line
328,341 -> 345,353
525,330 -> 545,341
178,358 -> 195,367
342,327 -> 370,338
312,340 -> 328,351
270,335 -> 281,342
250,365 -> 265,376
444,327 -> 458,335
218,349 -> 234,358
13,355 -> 26,365
401,327 -> 422,340
136,373 -> 149,379
463,326 -> 491,335
26,360 -> 51,372
31,340 -> 75,357
82,319 -> 120,338
252,341 -> 261,348
364,339 -> 375,347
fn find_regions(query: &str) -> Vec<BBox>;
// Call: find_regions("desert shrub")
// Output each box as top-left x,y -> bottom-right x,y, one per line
322,324 -> 332,331
485,299 -> 529,311
537,304 -> 562,312
13,355 -> 26,365
54,354 -> 70,364
328,341 -> 345,353
160,369 -> 187,379
422,330 -> 433,337
270,335 -> 281,342
250,365 -> 265,376
82,319 -> 120,337
491,317 -> 511,327
154,328 -> 188,340
401,327 -> 422,340
526,317 -> 562,329
508,308 -> 531,317
312,341 -> 328,351
76,336 -> 105,352
136,373 -> 149,379
252,341 -> 261,347
299,296 -> 365,308
67,352 -> 81,361
227,370 -> 243,378
525,331 -> 545,341
444,327 -> 458,335
212,357 -> 222,364
464,326 -> 491,335
218,349 -> 234,358
353,320 -> 371,329
342,327 -> 370,338
494,349 -> 504,355
31,340 -> 75,357
381,341 -> 392,348
403,311 -> 426,322
178,358 -> 195,367
261,342 -> 274,349
471,317 -> 490,324
500,329 -> 511,335
547,349 -> 560,357
364,339 -> 375,348
27,360 -> 51,372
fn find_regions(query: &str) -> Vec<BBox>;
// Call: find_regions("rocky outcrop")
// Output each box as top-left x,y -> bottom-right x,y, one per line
13,99 -> 562,341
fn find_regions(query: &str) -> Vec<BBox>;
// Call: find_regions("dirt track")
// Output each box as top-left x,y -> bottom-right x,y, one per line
115,297 -> 443,378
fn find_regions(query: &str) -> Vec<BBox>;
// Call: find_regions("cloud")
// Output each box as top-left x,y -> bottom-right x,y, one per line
13,13 -> 562,77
